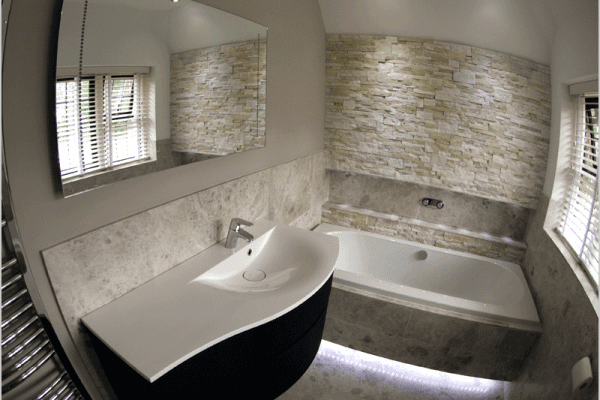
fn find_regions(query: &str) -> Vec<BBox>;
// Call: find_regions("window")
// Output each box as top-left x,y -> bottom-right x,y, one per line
560,94 -> 600,284
55,73 -> 150,180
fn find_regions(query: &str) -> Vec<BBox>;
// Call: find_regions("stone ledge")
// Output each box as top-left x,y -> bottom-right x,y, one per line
327,168 -> 531,241
322,201 -> 527,264
325,166 -> 536,210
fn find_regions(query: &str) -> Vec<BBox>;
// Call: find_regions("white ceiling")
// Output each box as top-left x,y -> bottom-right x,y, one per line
317,0 -> 558,65
63,0 -> 596,66
164,2 -> 267,53
63,0 -> 267,53
65,0 -> 180,11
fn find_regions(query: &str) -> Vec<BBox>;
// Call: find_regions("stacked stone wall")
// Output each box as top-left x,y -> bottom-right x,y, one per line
171,39 -> 266,155
325,35 -> 551,209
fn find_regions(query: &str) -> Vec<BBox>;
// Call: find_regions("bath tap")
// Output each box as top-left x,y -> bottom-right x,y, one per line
224,218 -> 254,249
422,198 -> 444,209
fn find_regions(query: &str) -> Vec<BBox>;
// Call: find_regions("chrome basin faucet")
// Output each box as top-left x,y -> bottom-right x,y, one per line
224,218 -> 254,249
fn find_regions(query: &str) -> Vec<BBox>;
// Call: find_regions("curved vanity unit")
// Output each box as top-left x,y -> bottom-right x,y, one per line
81,219 -> 339,399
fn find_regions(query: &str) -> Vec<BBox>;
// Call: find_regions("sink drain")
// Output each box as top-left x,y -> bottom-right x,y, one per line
243,270 -> 266,282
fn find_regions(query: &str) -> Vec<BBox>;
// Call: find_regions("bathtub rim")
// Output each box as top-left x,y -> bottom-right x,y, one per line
314,223 -> 542,332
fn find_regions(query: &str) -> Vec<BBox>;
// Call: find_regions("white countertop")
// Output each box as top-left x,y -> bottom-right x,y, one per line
81,219 -> 339,382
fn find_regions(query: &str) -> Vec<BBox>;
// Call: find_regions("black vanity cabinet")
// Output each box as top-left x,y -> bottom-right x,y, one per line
87,274 -> 333,400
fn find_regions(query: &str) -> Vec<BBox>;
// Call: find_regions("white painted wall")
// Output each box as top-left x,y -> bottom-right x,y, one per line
57,2 -> 171,140
165,2 -> 267,53
542,0 -> 598,200
317,0 -> 554,65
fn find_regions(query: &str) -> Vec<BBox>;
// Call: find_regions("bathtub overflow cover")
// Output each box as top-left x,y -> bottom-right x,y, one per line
243,270 -> 266,282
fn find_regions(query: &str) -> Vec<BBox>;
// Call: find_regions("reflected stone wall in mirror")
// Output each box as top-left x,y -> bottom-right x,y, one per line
55,0 -> 267,196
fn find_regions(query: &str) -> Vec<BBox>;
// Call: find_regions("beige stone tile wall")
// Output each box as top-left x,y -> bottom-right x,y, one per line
325,35 -> 551,209
171,39 -> 267,155
41,151 -> 327,397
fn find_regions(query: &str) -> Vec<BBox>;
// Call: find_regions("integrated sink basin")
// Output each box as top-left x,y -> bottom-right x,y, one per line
81,219 -> 339,399
194,224 -> 333,293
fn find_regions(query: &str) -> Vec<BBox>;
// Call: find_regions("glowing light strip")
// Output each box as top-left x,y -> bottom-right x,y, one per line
317,340 -> 505,397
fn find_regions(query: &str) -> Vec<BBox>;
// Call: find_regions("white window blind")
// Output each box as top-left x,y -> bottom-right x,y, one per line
55,73 -> 149,179
560,94 -> 600,284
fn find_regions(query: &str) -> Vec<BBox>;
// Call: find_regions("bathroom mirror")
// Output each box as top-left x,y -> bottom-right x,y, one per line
55,0 -> 267,196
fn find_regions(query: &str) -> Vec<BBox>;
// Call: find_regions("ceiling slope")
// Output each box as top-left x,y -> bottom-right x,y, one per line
317,0 -> 557,65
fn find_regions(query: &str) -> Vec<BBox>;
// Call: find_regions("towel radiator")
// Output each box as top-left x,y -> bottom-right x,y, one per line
2,168 -> 88,400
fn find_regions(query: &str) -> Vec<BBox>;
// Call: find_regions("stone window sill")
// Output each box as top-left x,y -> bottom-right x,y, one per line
61,158 -> 155,197
545,227 -> 599,317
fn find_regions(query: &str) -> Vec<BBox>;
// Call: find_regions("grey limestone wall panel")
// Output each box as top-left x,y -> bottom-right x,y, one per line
324,286 -> 540,381
505,195 -> 598,399
328,170 -> 530,241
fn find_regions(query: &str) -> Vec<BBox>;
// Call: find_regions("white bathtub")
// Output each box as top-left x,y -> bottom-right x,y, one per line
314,223 -> 541,329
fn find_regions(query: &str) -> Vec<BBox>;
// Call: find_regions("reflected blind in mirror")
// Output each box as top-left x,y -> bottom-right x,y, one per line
55,73 -> 149,179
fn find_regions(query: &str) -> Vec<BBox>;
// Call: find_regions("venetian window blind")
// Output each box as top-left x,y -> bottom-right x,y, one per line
55,71 -> 150,179
560,81 -> 599,285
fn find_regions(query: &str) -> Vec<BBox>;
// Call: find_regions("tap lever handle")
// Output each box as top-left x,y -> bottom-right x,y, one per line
229,218 -> 253,231
422,198 -> 444,209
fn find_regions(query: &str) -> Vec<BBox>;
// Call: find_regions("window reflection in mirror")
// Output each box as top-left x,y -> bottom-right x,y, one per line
55,0 -> 267,197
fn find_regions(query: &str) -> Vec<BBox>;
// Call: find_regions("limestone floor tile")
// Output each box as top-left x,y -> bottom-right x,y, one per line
278,340 -> 506,400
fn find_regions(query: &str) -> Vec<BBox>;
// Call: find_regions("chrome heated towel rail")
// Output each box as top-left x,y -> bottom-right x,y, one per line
2,169 -> 87,400
2,220 -> 85,399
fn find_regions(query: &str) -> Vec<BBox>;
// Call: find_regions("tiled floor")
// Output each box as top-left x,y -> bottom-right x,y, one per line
278,340 -> 507,400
